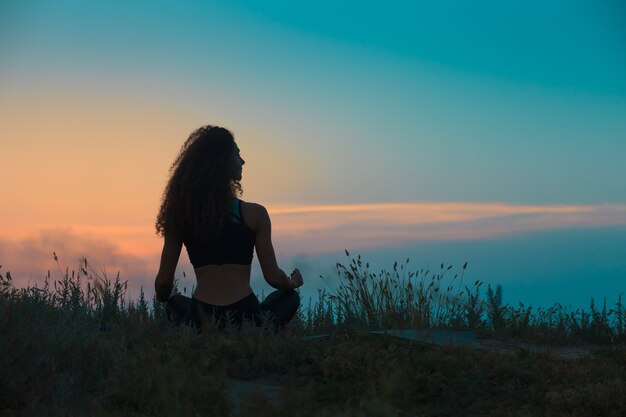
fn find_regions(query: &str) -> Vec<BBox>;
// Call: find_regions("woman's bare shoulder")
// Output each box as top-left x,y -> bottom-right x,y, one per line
239,200 -> 267,230
240,200 -> 266,212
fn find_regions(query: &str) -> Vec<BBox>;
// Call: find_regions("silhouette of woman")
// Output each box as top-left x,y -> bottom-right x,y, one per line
154,125 -> 303,334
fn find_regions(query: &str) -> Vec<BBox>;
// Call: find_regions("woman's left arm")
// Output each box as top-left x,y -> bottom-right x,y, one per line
154,233 -> 183,302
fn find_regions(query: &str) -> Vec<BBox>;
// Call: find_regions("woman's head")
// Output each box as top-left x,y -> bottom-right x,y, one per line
155,125 -> 244,242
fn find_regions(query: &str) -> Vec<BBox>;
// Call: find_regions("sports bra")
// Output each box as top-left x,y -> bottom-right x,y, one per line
184,198 -> 256,268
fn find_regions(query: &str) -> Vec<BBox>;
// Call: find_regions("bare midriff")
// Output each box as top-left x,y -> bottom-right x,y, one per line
192,264 -> 253,306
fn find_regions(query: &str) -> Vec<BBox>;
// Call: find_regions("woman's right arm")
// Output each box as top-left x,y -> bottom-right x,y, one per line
254,204 -> 301,289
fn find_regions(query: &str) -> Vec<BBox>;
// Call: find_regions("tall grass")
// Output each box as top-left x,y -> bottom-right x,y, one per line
307,250 -> 625,345
1,252 -> 625,416
1,256 -> 161,331
1,251 -> 624,344
0,256 -> 238,416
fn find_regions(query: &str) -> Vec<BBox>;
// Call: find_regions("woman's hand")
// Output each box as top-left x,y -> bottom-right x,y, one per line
274,268 -> 303,290
289,268 -> 303,289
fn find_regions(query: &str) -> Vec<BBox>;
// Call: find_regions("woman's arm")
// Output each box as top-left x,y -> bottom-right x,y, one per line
254,204 -> 300,289
154,232 -> 183,302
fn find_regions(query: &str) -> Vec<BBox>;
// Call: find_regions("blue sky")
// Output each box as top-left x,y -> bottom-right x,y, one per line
4,0 -> 625,205
1,0 -> 625,312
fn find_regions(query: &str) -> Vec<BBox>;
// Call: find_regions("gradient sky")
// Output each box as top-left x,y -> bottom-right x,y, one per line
1,0 -> 625,312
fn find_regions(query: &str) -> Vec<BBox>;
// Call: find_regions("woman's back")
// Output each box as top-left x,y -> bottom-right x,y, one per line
190,199 -> 260,306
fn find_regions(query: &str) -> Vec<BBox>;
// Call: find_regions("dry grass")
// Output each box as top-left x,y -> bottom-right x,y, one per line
0,252 -> 624,416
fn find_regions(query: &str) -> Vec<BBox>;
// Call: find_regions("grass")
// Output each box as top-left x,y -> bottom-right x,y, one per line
1,251 -> 625,416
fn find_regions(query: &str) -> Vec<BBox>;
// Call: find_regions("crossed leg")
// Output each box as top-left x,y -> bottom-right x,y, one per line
165,288 -> 300,334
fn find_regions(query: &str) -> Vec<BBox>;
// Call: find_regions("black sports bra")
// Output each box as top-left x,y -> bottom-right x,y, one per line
184,199 -> 256,268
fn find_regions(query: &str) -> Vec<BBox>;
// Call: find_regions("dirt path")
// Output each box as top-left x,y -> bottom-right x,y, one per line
302,328 -> 626,359
363,328 -> 625,359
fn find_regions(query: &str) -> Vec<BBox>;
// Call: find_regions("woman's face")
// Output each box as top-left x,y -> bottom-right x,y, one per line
229,143 -> 245,181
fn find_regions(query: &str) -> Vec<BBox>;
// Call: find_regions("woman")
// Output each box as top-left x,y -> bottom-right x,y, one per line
154,125 -> 303,334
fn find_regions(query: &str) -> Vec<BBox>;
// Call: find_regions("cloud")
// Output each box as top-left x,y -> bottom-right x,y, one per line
268,202 -> 626,255
0,227 -> 162,302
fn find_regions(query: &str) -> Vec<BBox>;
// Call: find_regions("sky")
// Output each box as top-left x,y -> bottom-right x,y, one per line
1,0 -> 625,314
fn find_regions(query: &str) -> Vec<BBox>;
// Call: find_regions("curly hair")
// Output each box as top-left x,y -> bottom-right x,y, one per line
155,125 -> 243,243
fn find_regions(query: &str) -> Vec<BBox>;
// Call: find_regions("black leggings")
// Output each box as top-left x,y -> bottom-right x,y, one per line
165,288 -> 300,334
